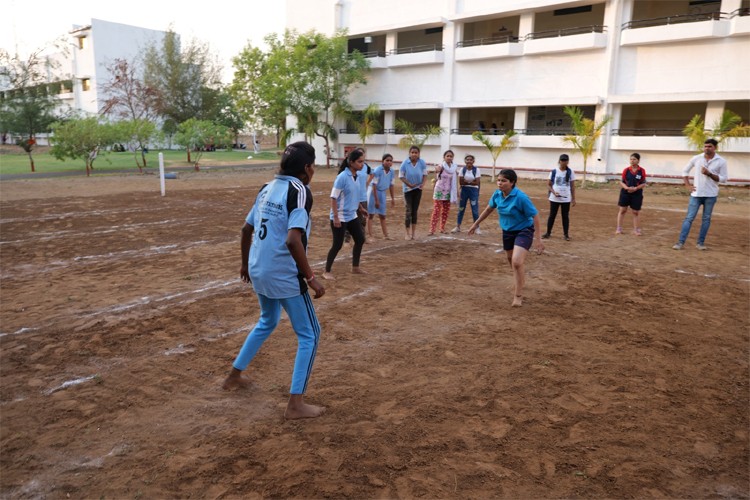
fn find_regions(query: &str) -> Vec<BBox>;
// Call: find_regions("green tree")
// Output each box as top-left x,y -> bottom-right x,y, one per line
143,30 -> 222,124
682,109 -> 750,151
49,117 -> 116,176
112,119 -> 158,172
230,29 -> 369,163
174,118 -> 231,171
162,118 -> 178,150
562,106 -> 611,186
395,118 -> 443,151
472,130 -> 517,180
202,87 -> 246,146
0,47 -> 64,172
356,103 -> 382,148
289,31 -> 368,167
230,43 -> 289,146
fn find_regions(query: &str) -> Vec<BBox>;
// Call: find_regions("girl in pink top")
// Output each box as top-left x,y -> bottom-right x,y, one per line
428,150 -> 458,235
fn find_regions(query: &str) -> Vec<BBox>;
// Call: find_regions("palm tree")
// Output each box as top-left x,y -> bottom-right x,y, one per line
562,106 -> 612,187
682,109 -> 750,151
472,130 -> 517,180
356,103 -> 382,148
395,118 -> 443,150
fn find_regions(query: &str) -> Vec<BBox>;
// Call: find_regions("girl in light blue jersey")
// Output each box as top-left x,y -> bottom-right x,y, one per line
222,141 -> 326,419
367,153 -> 396,239
399,145 -> 428,240
469,169 -> 544,307
323,149 -> 367,280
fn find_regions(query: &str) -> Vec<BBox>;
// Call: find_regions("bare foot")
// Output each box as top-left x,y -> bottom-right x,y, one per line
352,266 -> 367,274
512,295 -> 523,307
322,272 -> 336,281
384,235 -> 394,240
222,369 -> 254,391
285,395 -> 326,419
405,234 -> 411,240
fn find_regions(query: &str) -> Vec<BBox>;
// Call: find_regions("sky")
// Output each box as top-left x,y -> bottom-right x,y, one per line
0,0 -> 287,83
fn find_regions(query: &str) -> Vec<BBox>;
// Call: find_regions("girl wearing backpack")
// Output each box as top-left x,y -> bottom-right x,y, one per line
451,154 -> 482,234
541,154 -> 576,241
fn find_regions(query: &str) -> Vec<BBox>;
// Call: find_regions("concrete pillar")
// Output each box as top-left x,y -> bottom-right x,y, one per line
705,101 -> 726,133
514,106 -> 529,130
518,13 -> 535,38
721,0 -> 742,15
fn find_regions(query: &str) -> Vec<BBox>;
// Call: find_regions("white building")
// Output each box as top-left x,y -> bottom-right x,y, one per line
286,0 -> 750,183
64,18 -> 168,116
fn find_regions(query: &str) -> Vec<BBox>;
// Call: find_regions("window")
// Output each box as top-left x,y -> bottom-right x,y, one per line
78,36 -> 87,50
82,78 -> 91,91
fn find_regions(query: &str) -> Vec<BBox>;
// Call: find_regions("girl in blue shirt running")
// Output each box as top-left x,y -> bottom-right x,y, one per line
468,169 -> 544,307
222,141 -> 326,419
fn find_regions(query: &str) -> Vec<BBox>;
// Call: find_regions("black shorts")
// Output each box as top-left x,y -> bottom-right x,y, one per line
618,190 -> 643,211
502,226 -> 535,252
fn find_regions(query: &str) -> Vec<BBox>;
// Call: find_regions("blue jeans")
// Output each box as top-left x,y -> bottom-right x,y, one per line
457,187 -> 480,226
678,196 -> 717,245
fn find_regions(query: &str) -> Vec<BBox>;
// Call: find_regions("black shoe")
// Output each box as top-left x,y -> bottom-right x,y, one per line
541,233 -> 550,239
563,235 -> 570,241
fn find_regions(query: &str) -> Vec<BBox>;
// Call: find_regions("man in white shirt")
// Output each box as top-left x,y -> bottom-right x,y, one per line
673,138 -> 728,251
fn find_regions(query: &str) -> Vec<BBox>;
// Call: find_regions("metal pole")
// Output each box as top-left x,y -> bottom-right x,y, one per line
159,152 -> 166,196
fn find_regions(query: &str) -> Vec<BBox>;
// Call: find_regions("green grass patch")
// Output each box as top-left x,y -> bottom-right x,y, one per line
0,148 -> 280,175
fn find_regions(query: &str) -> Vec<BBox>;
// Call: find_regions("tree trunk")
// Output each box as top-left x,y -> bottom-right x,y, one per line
27,151 -> 35,173
187,149 -> 191,163
86,159 -> 91,177
581,157 -> 588,187
141,149 -> 148,169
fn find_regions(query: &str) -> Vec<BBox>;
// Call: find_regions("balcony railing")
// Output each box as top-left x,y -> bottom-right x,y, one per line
388,44 -> 444,55
456,35 -> 519,48
521,128 -> 572,136
450,128 -> 514,135
612,128 -> 692,136
622,12 -> 726,30
339,128 -> 397,134
524,25 -> 606,40
730,7 -> 750,18
357,50 -> 387,58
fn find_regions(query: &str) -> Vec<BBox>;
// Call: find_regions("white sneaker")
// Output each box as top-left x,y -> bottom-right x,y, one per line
450,226 -> 460,233
672,243 -> 683,250
475,227 -> 482,235
696,244 -> 707,251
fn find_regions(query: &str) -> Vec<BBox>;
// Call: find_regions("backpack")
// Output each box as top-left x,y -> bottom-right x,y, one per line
551,168 -> 571,184
461,166 -> 477,178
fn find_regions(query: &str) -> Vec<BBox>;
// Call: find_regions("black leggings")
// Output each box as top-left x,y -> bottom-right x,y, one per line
404,189 -> 422,227
326,219 -> 365,272
546,201 -> 571,236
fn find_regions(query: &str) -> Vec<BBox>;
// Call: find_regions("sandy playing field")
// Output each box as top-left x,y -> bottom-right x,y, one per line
1,166 -> 748,498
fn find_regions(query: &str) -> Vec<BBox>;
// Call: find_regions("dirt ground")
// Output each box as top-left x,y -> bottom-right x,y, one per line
1,166 -> 748,499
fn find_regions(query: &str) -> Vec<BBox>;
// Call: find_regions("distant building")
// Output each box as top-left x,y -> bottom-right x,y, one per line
286,0 -> 750,182
1,18 -> 168,141
64,18 -> 168,116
